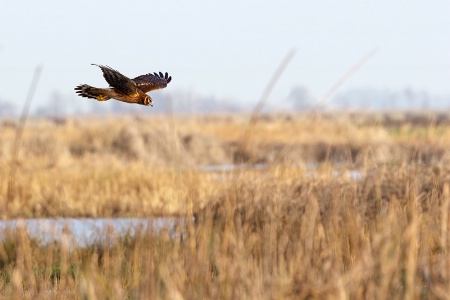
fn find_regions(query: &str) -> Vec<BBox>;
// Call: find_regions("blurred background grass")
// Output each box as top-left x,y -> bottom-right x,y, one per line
1,112 -> 450,298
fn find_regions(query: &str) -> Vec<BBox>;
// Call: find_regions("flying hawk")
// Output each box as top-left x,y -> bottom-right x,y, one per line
75,64 -> 172,106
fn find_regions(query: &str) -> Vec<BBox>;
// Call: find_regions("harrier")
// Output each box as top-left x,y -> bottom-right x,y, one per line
75,64 -> 172,106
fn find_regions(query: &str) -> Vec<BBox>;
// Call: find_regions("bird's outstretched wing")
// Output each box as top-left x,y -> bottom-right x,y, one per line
133,72 -> 172,93
92,64 -> 137,95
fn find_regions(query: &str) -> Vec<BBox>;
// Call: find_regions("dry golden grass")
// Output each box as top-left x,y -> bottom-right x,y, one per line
2,112 -> 450,218
1,112 -> 450,298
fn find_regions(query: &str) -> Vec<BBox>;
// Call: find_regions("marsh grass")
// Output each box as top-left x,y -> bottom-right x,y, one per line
1,113 -> 450,298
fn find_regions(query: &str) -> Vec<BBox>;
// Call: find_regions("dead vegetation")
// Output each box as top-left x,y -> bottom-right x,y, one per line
0,112 -> 450,298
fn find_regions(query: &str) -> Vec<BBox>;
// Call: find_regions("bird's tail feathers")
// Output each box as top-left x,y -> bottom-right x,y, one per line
74,85 -> 111,101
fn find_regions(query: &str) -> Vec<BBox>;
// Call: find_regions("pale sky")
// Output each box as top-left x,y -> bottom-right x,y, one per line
1,1 -> 449,111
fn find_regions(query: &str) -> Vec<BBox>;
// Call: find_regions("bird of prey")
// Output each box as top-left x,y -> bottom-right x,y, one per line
75,64 -> 172,106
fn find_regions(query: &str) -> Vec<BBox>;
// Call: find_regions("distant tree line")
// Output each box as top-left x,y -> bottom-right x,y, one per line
1,86 -> 449,118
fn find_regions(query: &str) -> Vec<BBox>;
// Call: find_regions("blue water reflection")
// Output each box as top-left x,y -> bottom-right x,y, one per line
0,218 -> 183,247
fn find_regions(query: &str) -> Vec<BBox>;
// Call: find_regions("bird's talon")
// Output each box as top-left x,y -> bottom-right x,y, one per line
96,95 -> 108,101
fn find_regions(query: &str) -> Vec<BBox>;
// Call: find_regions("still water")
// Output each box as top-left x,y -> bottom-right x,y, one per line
0,163 -> 362,246
0,218 -> 183,247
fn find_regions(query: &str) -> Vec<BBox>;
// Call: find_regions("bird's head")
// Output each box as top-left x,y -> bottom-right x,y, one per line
143,95 -> 153,106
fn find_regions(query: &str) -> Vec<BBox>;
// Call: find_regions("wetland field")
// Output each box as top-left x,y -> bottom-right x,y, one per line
1,111 -> 450,298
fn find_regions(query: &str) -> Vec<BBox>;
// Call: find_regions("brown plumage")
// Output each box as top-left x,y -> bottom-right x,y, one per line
75,64 -> 172,106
